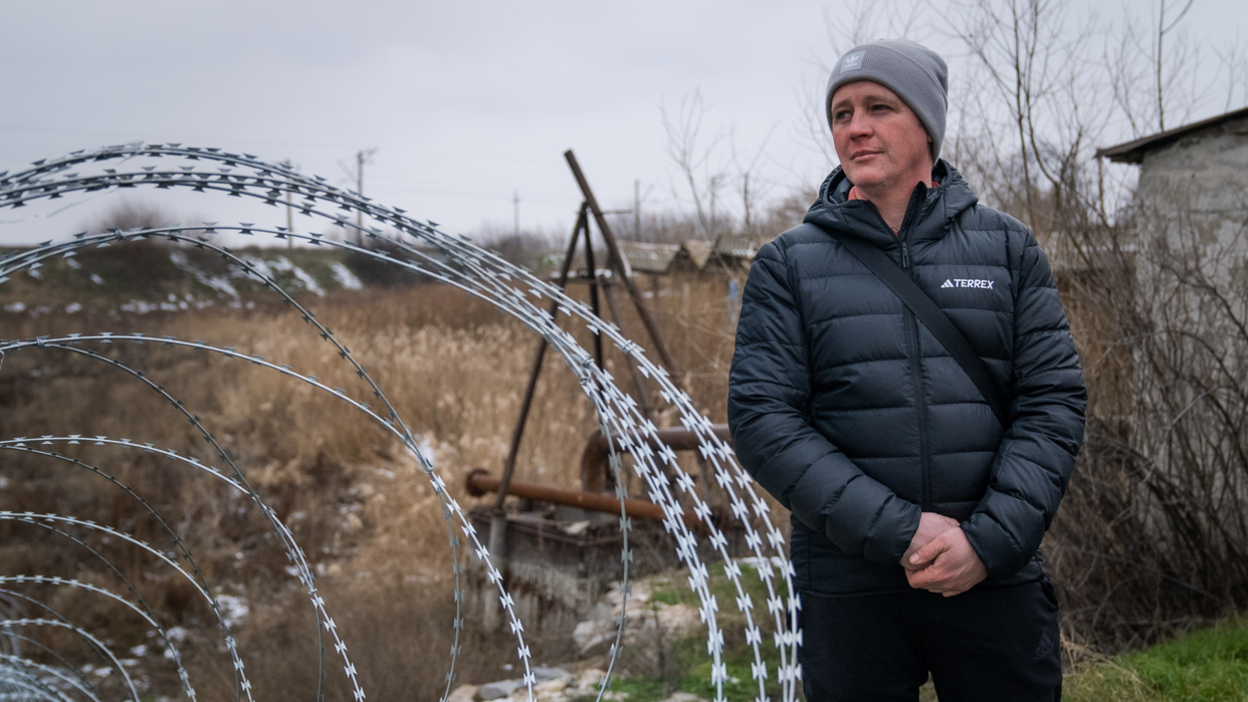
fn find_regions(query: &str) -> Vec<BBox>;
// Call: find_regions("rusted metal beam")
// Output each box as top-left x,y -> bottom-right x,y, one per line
564,150 -> 684,387
580,425 -> 733,493
467,469 -> 704,532
581,216 -> 604,369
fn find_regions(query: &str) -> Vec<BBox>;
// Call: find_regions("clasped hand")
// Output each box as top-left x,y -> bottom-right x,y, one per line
900,512 -> 987,597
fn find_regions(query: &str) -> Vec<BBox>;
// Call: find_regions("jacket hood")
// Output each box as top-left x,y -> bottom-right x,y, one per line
803,159 -> 978,247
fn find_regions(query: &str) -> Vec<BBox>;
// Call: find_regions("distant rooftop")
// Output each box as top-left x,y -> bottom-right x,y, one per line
1095,106 -> 1248,164
617,241 -> 681,274
608,233 -> 761,275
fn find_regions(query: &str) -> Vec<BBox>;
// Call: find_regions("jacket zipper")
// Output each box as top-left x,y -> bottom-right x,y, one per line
896,188 -> 932,511
902,307 -> 931,510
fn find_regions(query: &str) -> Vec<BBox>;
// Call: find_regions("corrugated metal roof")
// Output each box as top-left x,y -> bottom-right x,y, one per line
617,240 -> 681,274
593,234 -> 760,276
713,232 -> 758,259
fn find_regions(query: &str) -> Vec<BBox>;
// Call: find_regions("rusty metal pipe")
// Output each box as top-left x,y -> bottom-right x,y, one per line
466,469 -> 704,532
580,425 -> 732,492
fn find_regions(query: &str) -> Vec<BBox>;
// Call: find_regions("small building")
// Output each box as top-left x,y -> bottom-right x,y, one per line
1096,106 -> 1248,249
1091,107 -> 1248,433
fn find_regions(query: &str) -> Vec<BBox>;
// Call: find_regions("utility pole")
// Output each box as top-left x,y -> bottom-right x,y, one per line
356,149 -> 376,245
634,179 -> 640,239
340,148 -> 377,245
742,172 -> 751,238
709,176 -> 718,240
631,180 -> 653,241
513,190 -> 520,237
282,160 -> 295,250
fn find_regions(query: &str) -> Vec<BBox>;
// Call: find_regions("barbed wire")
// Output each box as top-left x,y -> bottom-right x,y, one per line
0,629 -> 104,702
0,143 -> 800,702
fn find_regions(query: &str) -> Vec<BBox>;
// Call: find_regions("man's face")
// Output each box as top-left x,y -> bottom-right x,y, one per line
830,81 -> 933,193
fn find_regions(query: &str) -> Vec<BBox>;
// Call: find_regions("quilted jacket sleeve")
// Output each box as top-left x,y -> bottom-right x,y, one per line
960,231 -> 1087,580
728,240 -> 921,567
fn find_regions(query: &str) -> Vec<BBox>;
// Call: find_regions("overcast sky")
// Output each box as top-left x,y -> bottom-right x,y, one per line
1,1 -> 1244,246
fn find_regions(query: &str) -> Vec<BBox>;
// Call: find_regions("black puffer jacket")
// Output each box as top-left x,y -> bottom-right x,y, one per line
728,161 -> 1086,595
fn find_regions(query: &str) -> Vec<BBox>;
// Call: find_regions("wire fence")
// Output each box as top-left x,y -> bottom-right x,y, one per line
0,143 -> 800,702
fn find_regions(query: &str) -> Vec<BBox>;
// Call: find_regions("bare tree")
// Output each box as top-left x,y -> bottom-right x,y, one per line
927,0 -> 1248,652
661,91 -> 731,239
731,125 -> 779,240
1213,31 -> 1248,113
1105,0 -> 1207,137
1151,0 -> 1197,132
661,91 -> 782,244
1048,188 -> 1248,652
945,0 -> 1106,233
88,199 -> 180,235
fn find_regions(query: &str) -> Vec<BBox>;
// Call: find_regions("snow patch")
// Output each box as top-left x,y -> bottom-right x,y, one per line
120,300 -> 158,314
242,255 -> 325,296
329,261 -> 364,290
215,592 -> 249,628
170,250 -> 240,299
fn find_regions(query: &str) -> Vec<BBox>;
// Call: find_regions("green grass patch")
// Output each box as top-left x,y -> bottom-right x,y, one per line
1066,617 -> 1248,702
626,568 -> 1248,702
647,560 -> 786,611
611,562 -> 794,702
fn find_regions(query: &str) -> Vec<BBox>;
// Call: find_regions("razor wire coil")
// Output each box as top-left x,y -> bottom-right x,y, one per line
0,143 -> 800,702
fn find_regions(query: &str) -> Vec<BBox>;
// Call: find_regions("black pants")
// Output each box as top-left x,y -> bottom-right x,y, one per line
798,579 -> 1062,702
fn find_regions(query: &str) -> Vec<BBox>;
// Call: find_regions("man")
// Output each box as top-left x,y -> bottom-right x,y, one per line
727,39 -> 1085,701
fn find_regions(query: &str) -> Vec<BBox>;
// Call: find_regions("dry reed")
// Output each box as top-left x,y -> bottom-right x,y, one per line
0,273 -> 762,699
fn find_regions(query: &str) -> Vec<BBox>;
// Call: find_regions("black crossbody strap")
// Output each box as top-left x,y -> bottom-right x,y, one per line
820,226 -> 1010,428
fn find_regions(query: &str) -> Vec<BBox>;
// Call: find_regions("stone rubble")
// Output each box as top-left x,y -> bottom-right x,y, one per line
571,582 -> 701,658
454,668 -> 616,702
451,579 -> 708,702
469,666 -> 573,700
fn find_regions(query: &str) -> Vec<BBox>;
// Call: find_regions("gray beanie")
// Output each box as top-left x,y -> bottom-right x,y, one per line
825,39 -> 948,161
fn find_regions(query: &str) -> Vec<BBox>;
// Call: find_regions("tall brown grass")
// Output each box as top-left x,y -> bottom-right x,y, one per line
0,272 -> 752,699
